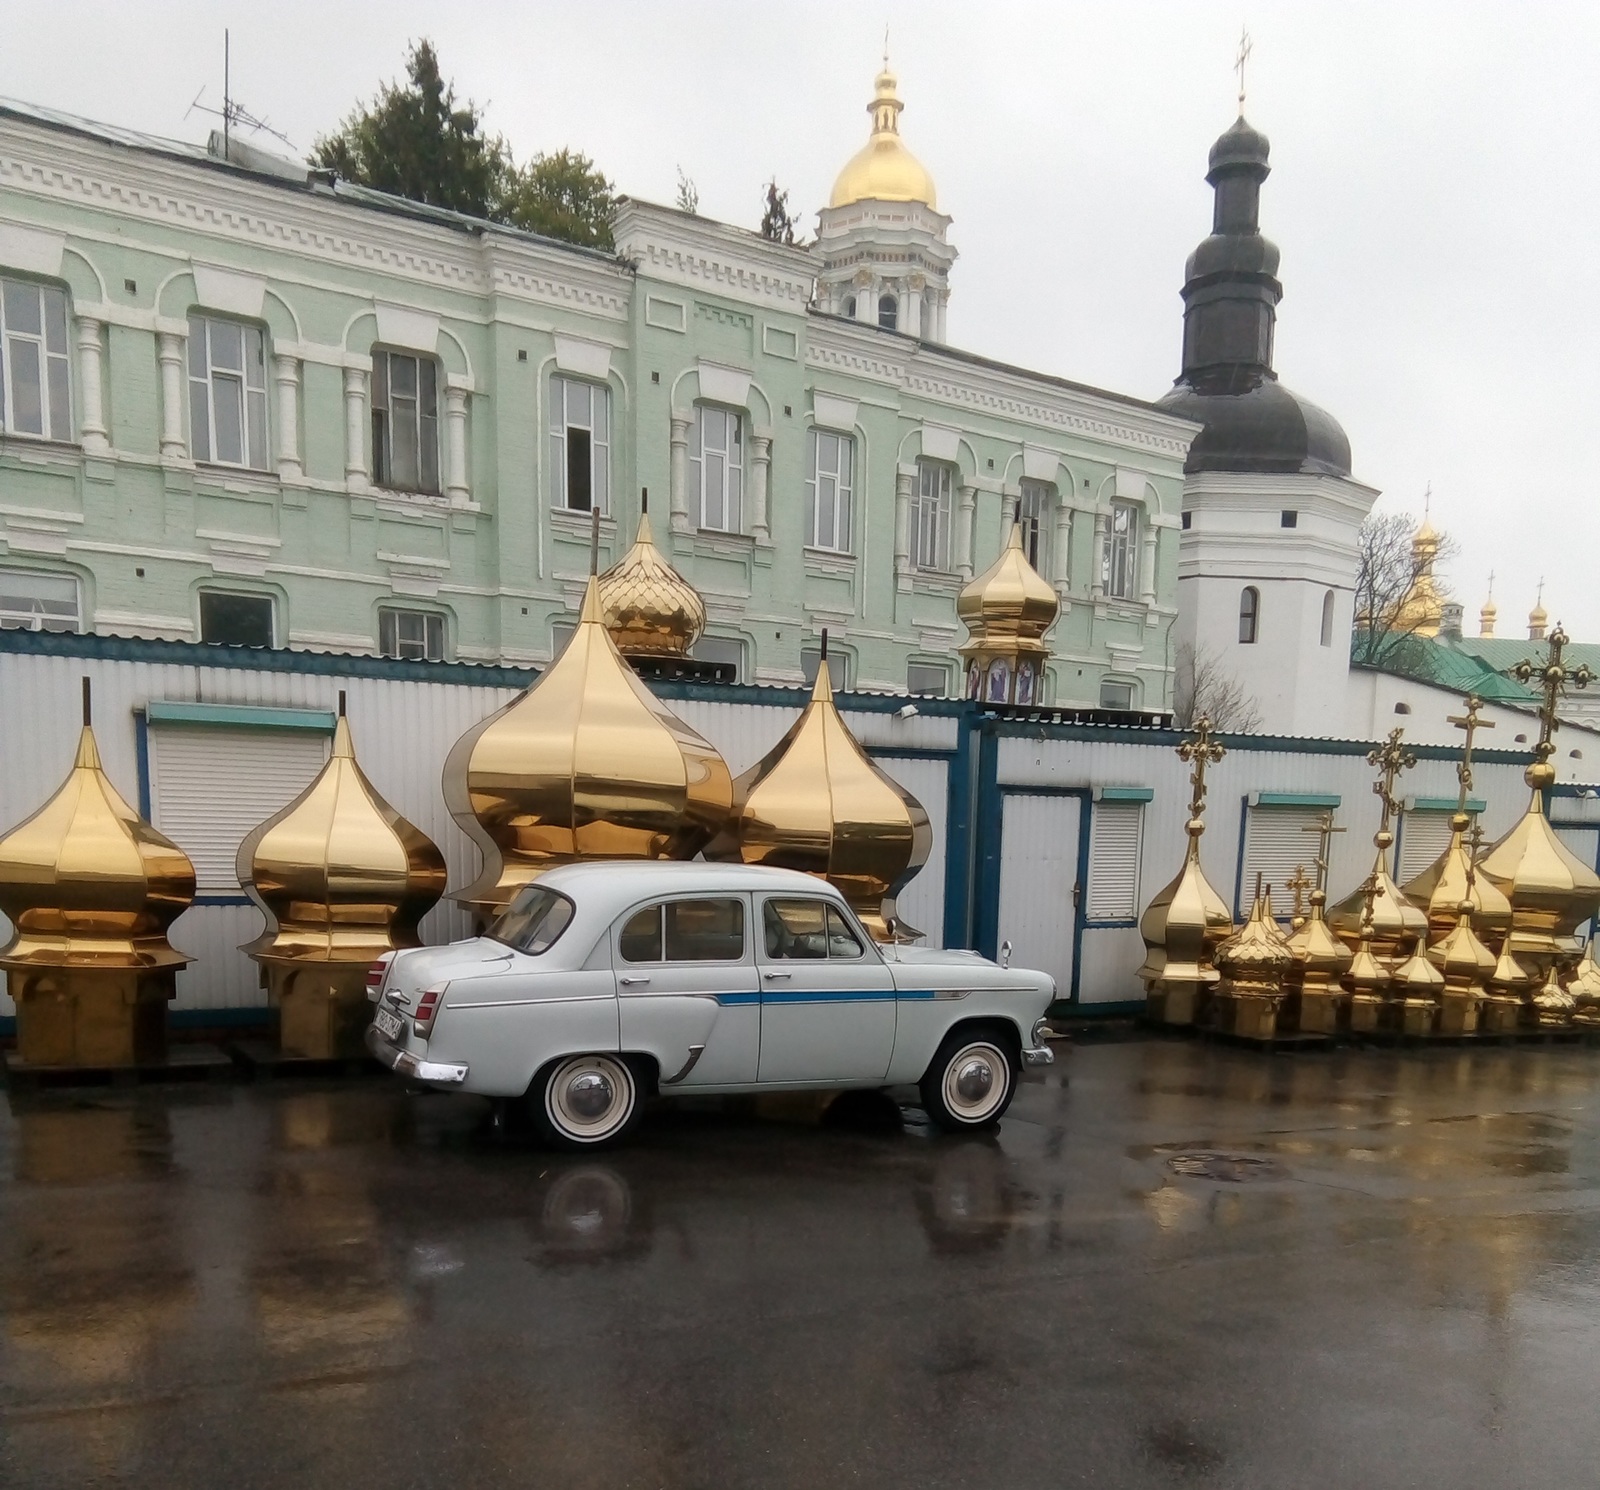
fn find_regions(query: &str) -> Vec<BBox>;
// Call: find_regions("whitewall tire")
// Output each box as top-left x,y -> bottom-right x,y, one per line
532,1054 -> 641,1149
919,1032 -> 1017,1132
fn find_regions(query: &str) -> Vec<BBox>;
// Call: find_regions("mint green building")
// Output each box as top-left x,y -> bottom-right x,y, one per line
0,77 -> 1197,704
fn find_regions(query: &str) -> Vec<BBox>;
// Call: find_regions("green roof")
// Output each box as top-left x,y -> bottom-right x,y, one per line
1449,635 -> 1600,677
1355,634 -> 1538,706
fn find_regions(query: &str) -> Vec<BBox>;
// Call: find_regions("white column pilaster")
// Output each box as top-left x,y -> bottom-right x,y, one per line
894,467 -> 912,575
906,278 -> 924,339
273,354 -> 302,477
75,316 -> 109,454
1054,505 -> 1073,591
855,278 -> 875,324
750,433 -> 771,543
154,329 -> 186,460
1091,510 -> 1108,599
956,481 -> 977,580
1140,523 -> 1158,606
444,378 -> 470,503
669,414 -> 692,532
343,366 -> 369,491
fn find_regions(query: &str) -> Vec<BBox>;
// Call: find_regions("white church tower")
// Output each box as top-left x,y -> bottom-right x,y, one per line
815,62 -> 956,339
1157,114 -> 1378,736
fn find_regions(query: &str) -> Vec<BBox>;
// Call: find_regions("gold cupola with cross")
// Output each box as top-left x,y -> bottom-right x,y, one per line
957,520 -> 1059,707
1329,729 -> 1429,959
597,496 -> 705,659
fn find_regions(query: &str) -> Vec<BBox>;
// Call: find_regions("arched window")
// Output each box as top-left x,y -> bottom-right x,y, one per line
1320,589 -> 1335,647
842,294 -> 856,319
878,294 -> 898,331
371,347 -> 440,494
1239,586 -> 1260,644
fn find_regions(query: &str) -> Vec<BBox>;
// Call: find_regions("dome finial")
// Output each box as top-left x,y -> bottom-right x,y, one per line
1235,26 -> 1253,115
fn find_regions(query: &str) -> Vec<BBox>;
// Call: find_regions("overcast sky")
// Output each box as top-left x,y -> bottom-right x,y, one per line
4,2 -> 1593,640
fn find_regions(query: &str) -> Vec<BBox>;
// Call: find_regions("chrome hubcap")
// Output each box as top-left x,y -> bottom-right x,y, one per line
955,1059 -> 994,1103
942,1041 -> 1010,1123
566,1071 -> 614,1120
547,1056 -> 634,1141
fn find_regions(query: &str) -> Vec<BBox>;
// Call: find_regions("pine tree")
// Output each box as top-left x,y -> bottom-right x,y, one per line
759,180 -> 799,244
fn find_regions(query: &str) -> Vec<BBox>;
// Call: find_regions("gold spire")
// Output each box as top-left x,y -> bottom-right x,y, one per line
1328,729 -> 1428,958
1139,716 -> 1234,1025
238,707 -> 447,964
957,521 -> 1059,705
707,648 -> 930,941
0,705 -> 194,971
1479,572 -> 1498,638
829,60 -> 939,209
443,575 -> 733,913
1528,579 -> 1549,641
1286,809 -> 1353,1032
597,501 -> 706,658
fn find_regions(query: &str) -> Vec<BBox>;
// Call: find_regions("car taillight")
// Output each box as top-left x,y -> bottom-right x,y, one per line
365,959 -> 390,998
413,986 -> 445,1037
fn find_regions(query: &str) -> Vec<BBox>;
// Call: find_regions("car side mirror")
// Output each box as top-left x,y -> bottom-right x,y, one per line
1000,939 -> 1012,969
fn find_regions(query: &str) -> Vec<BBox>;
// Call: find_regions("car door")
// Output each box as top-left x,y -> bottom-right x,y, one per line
612,894 -> 759,1087
755,895 -> 896,1083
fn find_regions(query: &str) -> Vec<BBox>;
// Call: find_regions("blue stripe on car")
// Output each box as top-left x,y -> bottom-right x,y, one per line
715,989 -> 938,1005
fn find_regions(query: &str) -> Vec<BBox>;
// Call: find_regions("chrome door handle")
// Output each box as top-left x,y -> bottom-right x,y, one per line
762,970 -> 792,980
619,976 -> 651,987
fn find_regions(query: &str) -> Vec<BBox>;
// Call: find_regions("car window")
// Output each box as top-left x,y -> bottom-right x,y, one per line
763,899 -> 835,959
665,899 -> 744,961
826,906 -> 865,960
489,886 -> 576,955
619,899 -> 745,963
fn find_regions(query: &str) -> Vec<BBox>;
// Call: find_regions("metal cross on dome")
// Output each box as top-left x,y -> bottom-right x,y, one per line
1514,624 -> 1595,763
1285,863 -> 1312,924
1367,726 -> 1419,837
1235,27 -> 1253,111
1178,715 -> 1226,817
1447,693 -> 1494,817
1301,809 -> 1345,893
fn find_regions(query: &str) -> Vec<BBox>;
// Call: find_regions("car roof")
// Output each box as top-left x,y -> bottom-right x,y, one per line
534,861 -> 848,911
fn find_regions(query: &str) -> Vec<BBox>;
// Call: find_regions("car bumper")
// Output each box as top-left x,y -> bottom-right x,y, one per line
365,1024 -> 470,1085
1021,1041 -> 1054,1069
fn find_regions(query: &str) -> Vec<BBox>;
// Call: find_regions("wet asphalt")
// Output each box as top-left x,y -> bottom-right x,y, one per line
5,1036 -> 1600,1489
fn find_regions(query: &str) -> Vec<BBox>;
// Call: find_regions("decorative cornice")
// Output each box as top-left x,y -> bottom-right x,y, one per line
614,199 -> 817,312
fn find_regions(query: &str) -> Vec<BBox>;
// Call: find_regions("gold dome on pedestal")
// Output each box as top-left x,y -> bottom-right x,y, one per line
1567,939 -> 1600,1025
597,507 -> 705,658
1329,847 -> 1427,961
957,523 -> 1059,705
0,718 -> 194,971
830,64 -> 938,210
444,577 -> 733,914
1212,886 -> 1294,1038
1429,903 -> 1495,1035
707,653 -> 930,941
1137,823 -> 1233,985
1402,816 -> 1513,946
238,708 -> 447,964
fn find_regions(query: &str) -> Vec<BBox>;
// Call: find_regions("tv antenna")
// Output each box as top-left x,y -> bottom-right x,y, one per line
187,30 -> 295,157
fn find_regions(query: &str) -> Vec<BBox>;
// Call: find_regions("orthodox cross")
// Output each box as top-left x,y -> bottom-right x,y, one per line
1367,727 -> 1418,875
1514,624 -> 1595,764
1301,809 -> 1345,893
1285,863 -> 1312,926
1178,714 -> 1226,818
1464,821 -> 1489,899
1235,27 -> 1253,111
1447,694 -> 1494,817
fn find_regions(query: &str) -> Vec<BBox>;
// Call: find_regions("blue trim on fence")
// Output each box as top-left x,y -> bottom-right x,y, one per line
865,746 -> 957,762
1253,791 -> 1342,808
171,1006 -> 273,1030
134,708 -> 152,819
942,713 -> 979,951
146,700 -> 337,733
992,783 -> 1095,1002
1096,786 -> 1156,802
973,728 -> 1007,960
0,1015 -> 13,1037
1232,796 -> 1251,922
1410,797 -> 1487,813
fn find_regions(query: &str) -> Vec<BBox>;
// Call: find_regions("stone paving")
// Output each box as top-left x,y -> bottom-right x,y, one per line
4,1037 -> 1600,1488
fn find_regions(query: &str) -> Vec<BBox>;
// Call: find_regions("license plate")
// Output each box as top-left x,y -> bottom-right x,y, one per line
373,1006 -> 405,1042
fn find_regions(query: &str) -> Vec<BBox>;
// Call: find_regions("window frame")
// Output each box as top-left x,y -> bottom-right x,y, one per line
0,565 -> 81,633
187,313 -> 270,471
1239,585 -> 1261,645
378,605 -> 447,662
761,898 -> 866,962
198,588 -> 276,649
801,646 -> 850,690
1320,589 -> 1336,648
913,459 -> 953,572
1099,678 -> 1136,711
877,294 -> 899,331
691,404 -> 744,534
617,896 -> 748,965
370,347 -> 441,496
0,276 -> 73,443
906,661 -> 950,698
1018,479 -> 1053,573
805,428 -> 854,553
549,373 -> 611,514
1103,500 -> 1139,600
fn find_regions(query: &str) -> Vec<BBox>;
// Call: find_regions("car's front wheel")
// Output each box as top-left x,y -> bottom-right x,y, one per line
919,1029 -> 1017,1132
530,1054 -> 641,1149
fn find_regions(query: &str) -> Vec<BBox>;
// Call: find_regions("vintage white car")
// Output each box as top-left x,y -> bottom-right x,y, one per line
366,862 -> 1055,1148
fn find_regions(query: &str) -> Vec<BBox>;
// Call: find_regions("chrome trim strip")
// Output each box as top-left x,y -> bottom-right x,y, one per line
660,1043 -> 707,1085
443,994 -> 616,1010
365,1025 -> 469,1084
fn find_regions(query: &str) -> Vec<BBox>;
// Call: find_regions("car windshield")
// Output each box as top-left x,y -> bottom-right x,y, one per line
489,885 -> 576,955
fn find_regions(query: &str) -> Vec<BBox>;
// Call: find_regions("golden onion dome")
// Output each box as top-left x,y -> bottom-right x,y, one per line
829,65 -> 939,210
1530,962 -> 1576,1025
1214,888 -> 1293,992
1286,891 -> 1352,984
1329,857 -> 1428,961
1391,942 -> 1446,998
1428,903 -> 1496,987
1343,927 -> 1391,1000
444,577 -> 733,913
1137,824 -> 1233,984
707,654 -> 931,941
597,507 -> 705,658
1567,939 -> 1600,1023
1401,819 -> 1513,945
0,714 -> 194,970
237,708 -> 447,964
958,523 -> 1060,644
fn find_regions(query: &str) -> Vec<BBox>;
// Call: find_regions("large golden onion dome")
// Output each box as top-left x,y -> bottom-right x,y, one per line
237,706 -> 447,964
0,712 -> 194,971
957,522 -> 1059,706
597,505 -> 705,658
829,65 -> 938,210
1328,854 -> 1427,961
1401,817 -> 1513,946
1137,825 -> 1233,986
444,576 -> 733,913
707,652 -> 931,941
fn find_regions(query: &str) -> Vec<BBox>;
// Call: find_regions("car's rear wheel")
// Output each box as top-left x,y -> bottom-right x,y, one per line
919,1029 -> 1017,1132
530,1054 -> 641,1149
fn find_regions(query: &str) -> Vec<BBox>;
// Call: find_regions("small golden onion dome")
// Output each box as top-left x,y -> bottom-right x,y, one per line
1428,904 -> 1496,988
1329,856 -> 1428,961
1401,819 -> 1513,945
957,523 -> 1060,643
1487,942 -> 1535,997
1137,822 -> 1233,984
0,721 -> 194,969
1343,928 -> 1391,1000
1530,961 -> 1576,1025
1477,769 -> 1600,960
237,711 -> 447,964
707,655 -> 931,941
1567,940 -> 1600,1023
597,507 -> 705,658
829,65 -> 939,210
1528,597 -> 1549,639
444,577 -> 733,913
1214,888 -> 1294,995
1391,942 -> 1446,998
1479,593 -> 1498,638
1286,891 -> 1352,984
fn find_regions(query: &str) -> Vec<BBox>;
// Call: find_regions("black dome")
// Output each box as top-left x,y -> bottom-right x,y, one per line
1208,115 -> 1270,175
1157,377 -> 1351,477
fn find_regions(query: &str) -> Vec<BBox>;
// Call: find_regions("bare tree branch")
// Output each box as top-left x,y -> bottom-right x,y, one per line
1173,642 -> 1264,732
1352,512 -> 1459,671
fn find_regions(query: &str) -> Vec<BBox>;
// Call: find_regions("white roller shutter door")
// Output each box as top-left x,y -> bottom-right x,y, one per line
1398,811 -> 1457,881
151,726 -> 329,893
1087,802 -> 1144,920
1240,807 -> 1324,909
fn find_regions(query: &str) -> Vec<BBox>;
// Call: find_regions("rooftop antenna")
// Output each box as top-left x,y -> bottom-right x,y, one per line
187,29 -> 296,156
1235,25 -> 1253,114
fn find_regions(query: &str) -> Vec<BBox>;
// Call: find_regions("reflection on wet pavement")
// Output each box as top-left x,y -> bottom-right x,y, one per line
4,1041 -> 1600,1487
